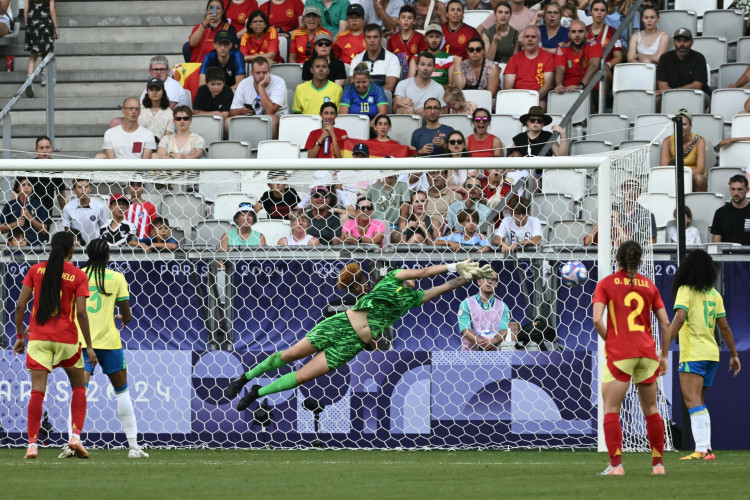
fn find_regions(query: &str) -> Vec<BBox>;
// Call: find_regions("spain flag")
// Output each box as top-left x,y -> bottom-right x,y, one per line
171,63 -> 202,100
341,138 -> 415,158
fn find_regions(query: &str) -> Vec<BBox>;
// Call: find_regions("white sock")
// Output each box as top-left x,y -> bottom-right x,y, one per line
689,405 -> 709,453
705,408 -> 712,451
116,389 -> 140,449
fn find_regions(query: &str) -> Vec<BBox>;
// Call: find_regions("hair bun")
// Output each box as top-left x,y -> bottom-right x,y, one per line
336,263 -> 362,290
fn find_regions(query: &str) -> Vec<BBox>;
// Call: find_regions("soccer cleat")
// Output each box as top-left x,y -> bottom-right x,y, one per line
128,447 -> 149,458
225,375 -> 250,399
652,464 -> 665,475
237,384 -> 261,411
58,445 -> 76,459
25,444 -> 38,460
67,436 -> 89,459
598,464 -> 624,476
681,451 -> 708,460
704,450 -> 716,460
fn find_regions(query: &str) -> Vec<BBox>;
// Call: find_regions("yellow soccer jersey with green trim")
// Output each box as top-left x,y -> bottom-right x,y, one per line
77,268 -> 130,349
674,286 -> 725,363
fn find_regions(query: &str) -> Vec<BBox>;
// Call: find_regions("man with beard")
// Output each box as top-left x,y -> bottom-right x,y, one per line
656,28 -> 710,108
711,175 -> 750,245
407,24 -> 459,87
553,20 -> 602,94
446,177 -> 492,234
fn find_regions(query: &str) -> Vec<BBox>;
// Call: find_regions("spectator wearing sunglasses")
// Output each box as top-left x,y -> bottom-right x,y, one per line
302,32 -> 348,87
454,38 -> 500,103
467,108 -> 503,158
511,106 -> 567,158
348,24 -> 401,93
230,56 -> 289,139
334,198 -> 385,247
156,106 -> 206,159
220,203 -> 267,250
394,52 -> 446,115
446,177 -> 492,234
290,6 -> 333,63
305,186 -> 343,244
365,171 -> 410,243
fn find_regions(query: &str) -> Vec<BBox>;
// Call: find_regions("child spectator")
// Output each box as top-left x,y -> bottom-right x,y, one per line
436,209 -> 491,252
61,179 -> 108,245
138,217 -> 179,252
492,196 -> 542,252
666,206 -> 702,245
387,6 -> 427,58
255,183 -> 300,219
101,194 -> 137,248
125,181 -> 158,240
7,227 -> 28,248
443,84 -> 478,115
194,67 -> 234,119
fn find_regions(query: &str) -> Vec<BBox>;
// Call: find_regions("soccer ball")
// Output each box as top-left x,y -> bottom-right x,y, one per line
560,260 -> 588,287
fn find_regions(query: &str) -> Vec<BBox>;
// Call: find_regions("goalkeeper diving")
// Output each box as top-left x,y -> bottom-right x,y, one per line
225,260 -> 494,410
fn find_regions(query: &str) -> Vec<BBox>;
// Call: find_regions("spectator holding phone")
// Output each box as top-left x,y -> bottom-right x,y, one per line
229,56 -> 289,139
185,0 -> 238,64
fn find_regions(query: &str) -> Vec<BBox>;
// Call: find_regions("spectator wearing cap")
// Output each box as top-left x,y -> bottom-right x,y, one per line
186,0 -> 238,64
140,56 -> 192,110
230,57 -> 289,139
305,186 -> 343,244
293,56 -> 343,113
239,10 -> 283,65
656,28 -> 710,108
659,109 -> 706,192
510,106 -> 568,157
305,101 -> 348,157
503,25 -> 555,109
220,203 -> 267,250
334,4 -> 367,65
349,24 -> 401,93
97,97 -> 156,160
407,24 -> 459,87
290,6 -> 333,64
352,142 -> 370,158
394,52 -> 446,115
339,62 -> 389,123
302,32 -> 348,87
199,29 -> 246,90
305,0 -> 350,36
101,194 -> 137,248
138,78 -> 174,143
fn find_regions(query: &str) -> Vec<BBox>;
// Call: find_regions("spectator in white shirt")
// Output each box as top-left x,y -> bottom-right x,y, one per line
229,56 -> 289,139
96,97 -> 156,159
61,179 -> 109,245
349,24 -> 401,93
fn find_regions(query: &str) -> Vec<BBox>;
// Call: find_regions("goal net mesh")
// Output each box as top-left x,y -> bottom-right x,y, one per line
0,149 -> 672,451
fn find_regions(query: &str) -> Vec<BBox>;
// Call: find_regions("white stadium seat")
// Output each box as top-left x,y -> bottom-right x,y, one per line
661,89 -> 705,116
190,115 -> 223,146
207,141 -> 251,159
648,166 -> 692,195
612,63 -> 656,93
587,114 -> 629,147
495,89 -> 539,115
228,115 -> 273,145
256,140 -> 300,159
278,114 -> 322,144
334,114 -> 370,140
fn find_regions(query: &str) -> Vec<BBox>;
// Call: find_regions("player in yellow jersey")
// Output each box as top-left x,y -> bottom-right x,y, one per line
60,239 -> 148,458
660,249 -> 741,460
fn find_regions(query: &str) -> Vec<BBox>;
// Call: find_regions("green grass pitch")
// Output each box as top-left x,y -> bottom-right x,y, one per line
3,449 -> 749,499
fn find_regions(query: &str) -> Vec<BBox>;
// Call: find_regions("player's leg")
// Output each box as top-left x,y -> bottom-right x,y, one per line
701,384 -> 715,459
62,364 -> 90,459
25,369 -> 49,459
599,358 -> 633,475
679,361 -> 717,459
635,379 -> 665,473
60,348 -> 97,458
108,362 -> 148,458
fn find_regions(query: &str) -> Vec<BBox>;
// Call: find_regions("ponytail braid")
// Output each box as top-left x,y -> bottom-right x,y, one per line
83,238 -> 112,297
37,232 -> 75,325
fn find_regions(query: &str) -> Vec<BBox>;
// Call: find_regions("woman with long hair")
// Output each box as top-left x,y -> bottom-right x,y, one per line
224,260 -> 493,411
139,79 -> 174,142
627,7 -> 667,64
156,106 -> 206,159
58,239 -> 147,459
371,114 -> 403,147
468,108 -> 503,158
305,102 -> 348,159
239,10 -> 281,64
455,38 -> 500,98
586,0 -> 622,92
398,190 -> 439,244
592,240 -> 671,476
186,0 -> 237,64
482,2 -> 519,65
659,109 -> 706,192
334,197 -> 385,247
14,231 -> 96,459
0,176 -> 50,245
660,250 -> 741,460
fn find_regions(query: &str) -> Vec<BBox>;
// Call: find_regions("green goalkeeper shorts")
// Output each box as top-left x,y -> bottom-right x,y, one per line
306,312 -> 369,370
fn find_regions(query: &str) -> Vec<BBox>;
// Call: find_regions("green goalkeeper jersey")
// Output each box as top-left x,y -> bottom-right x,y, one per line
351,270 -> 425,338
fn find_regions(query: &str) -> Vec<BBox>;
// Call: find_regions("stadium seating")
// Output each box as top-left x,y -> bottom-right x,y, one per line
579,194 -> 598,221
256,140 -> 300,159
253,220 -> 292,246
194,220 -> 230,248
648,166 -> 693,195
692,114 -> 724,146
710,88 -> 750,124
541,169 -> 586,200
703,10 -> 745,44
278,114 -> 322,144
228,116 -> 273,145
386,114 -> 422,146
646,193 -> 677,227
718,63 -> 748,89
191,115 -> 224,147
207,141 -> 251,159
548,90 -> 589,126
719,140 -> 750,166
334,114 -> 370,140
463,10 -> 492,28
731,114 -> 750,137
529,193 -> 575,224
488,114 -> 523,149
495,90 -> 539,115
612,63 -> 656,93
708,166 -> 743,197
661,89 -> 706,116
160,193 -> 207,233
674,0 -> 716,18
613,90 -> 656,124
271,63 -> 304,91
213,193 -> 253,220
692,37 -> 728,72
619,140 -> 661,168
586,114 -> 629,147
736,36 -> 750,63
570,140 -> 612,156
633,114 -> 672,143
463,90 -> 493,112
547,220 -> 593,247
278,35 -> 289,62
658,10 -> 697,50
438,114 -> 473,138
685,192 -> 726,223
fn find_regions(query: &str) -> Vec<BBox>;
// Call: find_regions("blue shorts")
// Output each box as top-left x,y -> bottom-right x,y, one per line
83,348 -> 126,375
678,360 -> 719,387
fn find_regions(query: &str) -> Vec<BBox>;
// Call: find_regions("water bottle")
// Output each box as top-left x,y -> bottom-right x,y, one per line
323,137 -> 330,155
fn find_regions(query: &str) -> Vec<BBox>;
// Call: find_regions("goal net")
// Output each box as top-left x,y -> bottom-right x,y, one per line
0,152 -> 671,451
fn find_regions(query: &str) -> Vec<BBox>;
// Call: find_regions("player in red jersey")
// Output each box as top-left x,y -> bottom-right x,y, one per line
14,232 -> 97,460
592,240 -> 671,476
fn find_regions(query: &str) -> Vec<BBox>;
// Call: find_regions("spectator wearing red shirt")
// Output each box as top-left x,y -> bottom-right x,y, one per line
553,20 -> 602,93
387,6 -> 427,58
289,6 -> 332,64
185,0 -> 238,64
441,0 -> 480,60
503,25 -> 555,109
225,0 -> 259,37
334,4 -> 366,65
267,0 -> 305,35
586,0 -> 622,89
240,10 -> 283,64
305,102 -> 349,158
125,181 -> 158,240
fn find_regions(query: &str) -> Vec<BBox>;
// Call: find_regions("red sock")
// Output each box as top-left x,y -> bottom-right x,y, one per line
603,412 -> 623,467
27,390 -> 45,445
70,386 -> 87,438
645,412 -> 665,466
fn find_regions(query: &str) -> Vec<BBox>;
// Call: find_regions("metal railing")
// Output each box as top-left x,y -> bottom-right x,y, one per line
0,51 -> 56,159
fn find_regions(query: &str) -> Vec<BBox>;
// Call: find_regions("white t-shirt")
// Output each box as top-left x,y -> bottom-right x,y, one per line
139,77 -> 192,108
231,75 -> 289,116
666,225 -> 702,245
494,216 -> 542,244
61,198 -> 109,244
102,125 -> 156,159
350,0 -> 409,29
349,49 -> 402,85
394,77 -> 446,110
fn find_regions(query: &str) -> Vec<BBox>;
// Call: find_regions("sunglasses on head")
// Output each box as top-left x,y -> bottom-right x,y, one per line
448,139 -> 464,145
238,202 -> 253,208
174,116 -> 191,121
528,117 -> 544,124
358,205 -> 374,211
474,116 -> 489,122
467,46 -> 483,53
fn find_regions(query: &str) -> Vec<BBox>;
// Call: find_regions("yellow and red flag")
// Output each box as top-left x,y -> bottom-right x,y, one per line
171,63 -> 202,99
341,138 -> 414,158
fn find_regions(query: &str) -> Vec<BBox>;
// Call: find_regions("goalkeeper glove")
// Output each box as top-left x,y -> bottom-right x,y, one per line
450,259 -> 479,280
473,264 -> 495,280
